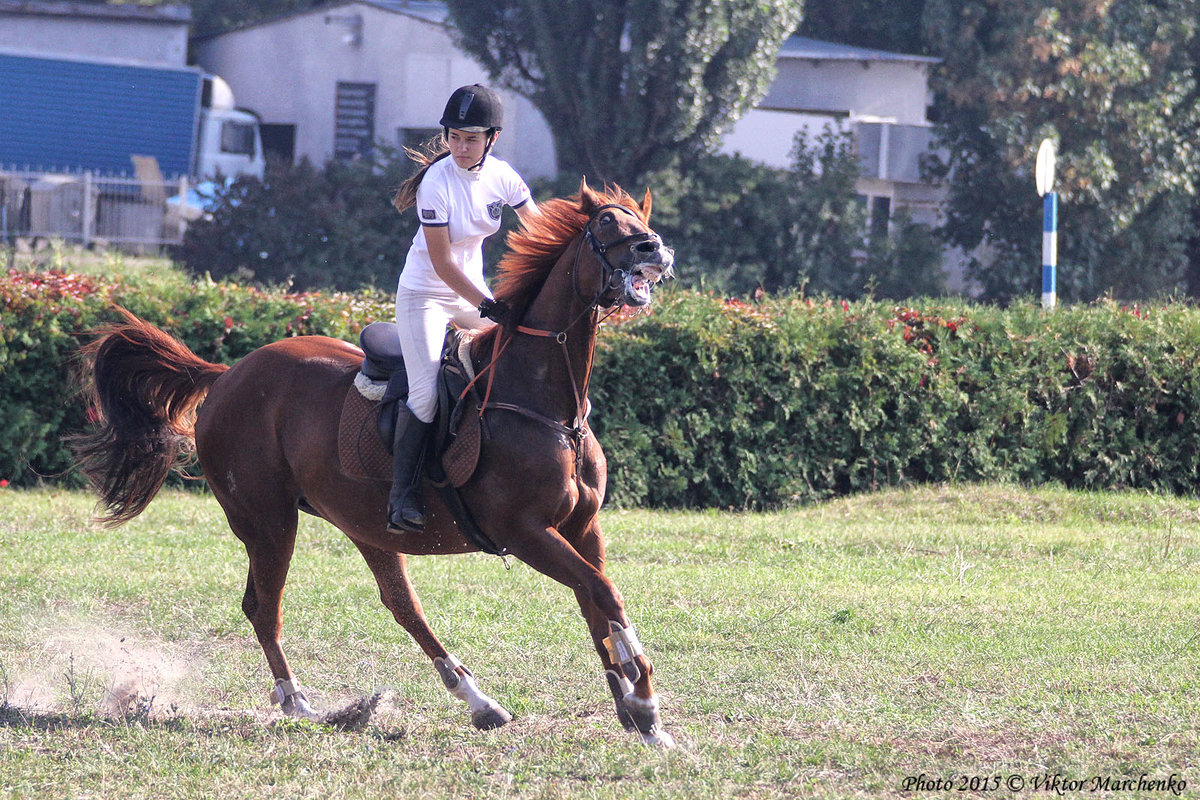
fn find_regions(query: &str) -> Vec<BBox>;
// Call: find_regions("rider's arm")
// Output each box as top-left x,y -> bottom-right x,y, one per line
514,199 -> 539,226
423,224 -> 489,307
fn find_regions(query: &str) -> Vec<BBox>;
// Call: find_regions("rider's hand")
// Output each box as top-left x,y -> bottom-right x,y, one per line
478,297 -> 510,323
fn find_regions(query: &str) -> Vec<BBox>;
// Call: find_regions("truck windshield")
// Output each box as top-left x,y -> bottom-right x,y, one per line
221,122 -> 257,157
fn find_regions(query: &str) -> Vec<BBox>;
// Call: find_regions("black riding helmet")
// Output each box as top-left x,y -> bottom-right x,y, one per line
440,84 -> 503,133
440,84 -> 503,171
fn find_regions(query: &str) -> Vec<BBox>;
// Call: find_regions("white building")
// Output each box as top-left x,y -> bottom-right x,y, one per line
0,0 -> 189,66
194,9 -> 950,235
721,36 -> 945,239
192,0 -> 557,180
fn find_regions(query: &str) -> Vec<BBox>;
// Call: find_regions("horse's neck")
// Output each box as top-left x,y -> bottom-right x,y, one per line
503,238 -> 597,420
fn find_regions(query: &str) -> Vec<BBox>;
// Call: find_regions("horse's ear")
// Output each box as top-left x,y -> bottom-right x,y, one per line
579,177 -> 600,213
640,188 -> 652,221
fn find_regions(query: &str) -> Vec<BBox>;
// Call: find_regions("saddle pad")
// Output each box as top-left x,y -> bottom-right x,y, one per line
338,387 -> 391,482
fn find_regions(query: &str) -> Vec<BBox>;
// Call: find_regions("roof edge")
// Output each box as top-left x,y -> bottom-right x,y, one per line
0,0 -> 191,24
780,35 -> 939,65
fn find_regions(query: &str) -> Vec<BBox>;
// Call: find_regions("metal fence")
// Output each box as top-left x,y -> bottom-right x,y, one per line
0,170 -> 193,250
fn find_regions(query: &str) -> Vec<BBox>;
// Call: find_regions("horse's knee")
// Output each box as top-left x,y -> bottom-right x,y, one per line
587,580 -> 625,621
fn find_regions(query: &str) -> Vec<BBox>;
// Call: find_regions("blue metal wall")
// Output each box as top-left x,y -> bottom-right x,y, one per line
0,52 -> 201,178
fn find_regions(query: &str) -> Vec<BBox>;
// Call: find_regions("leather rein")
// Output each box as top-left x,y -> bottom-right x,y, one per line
460,204 -> 658,459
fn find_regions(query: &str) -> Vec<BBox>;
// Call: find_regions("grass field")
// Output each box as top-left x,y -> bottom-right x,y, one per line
1,485 -> 1198,799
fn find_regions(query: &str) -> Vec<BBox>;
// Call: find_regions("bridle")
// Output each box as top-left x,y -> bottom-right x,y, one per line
460,202 -> 665,471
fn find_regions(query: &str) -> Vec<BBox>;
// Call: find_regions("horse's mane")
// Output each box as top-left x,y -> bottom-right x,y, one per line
467,184 -> 646,356
492,184 -> 646,311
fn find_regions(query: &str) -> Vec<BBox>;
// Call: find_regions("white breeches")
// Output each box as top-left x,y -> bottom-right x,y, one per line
395,287 -> 493,423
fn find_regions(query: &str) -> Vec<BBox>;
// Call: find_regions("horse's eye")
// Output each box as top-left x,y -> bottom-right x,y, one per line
599,212 -> 615,226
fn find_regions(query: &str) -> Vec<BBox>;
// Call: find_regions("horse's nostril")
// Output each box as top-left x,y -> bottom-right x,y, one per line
635,240 -> 659,254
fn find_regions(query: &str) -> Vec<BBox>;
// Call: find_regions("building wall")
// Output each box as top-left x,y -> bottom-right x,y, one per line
193,3 -> 556,179
762,59 -> 930,124
720,109 -> 848,169
0,10 -> 187,66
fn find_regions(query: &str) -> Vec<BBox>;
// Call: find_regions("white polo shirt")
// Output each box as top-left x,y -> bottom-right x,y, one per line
399,154 -> 532,297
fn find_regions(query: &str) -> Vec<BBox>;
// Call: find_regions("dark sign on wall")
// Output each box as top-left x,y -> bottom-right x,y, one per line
334,82 -> 375,160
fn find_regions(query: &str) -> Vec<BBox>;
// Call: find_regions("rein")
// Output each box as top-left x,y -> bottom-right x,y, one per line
456,204 -> 650,462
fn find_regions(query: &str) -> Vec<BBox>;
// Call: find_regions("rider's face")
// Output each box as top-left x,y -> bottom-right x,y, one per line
447,128 -> 489,168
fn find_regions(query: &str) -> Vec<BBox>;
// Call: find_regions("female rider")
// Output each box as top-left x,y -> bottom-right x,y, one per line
387,84 -> 539,533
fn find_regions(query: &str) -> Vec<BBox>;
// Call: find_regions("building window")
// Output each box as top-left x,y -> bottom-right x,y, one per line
870,195 -> 892,238
398,127 -> 442,153
334,82 -> 376,160
260,123 -> 296,164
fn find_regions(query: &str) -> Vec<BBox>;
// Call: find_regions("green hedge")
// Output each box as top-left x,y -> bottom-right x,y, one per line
5,266 -> 1200,508
590,292 -> 1200,508
0,267 -> 390,488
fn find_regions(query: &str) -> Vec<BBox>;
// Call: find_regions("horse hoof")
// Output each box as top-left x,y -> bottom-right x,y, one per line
471,704 -> 513,730
282,693 -> 322,722
641,728 -> 676,748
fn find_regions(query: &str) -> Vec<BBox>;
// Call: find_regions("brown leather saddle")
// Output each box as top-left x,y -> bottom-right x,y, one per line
337,322 -> 503,555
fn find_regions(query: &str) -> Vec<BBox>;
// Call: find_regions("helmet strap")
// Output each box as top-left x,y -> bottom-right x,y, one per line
444,126 -> 498,172
468,129 -> 499,172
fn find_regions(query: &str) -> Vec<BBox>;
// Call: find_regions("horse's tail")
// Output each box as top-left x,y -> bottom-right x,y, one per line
71,307 -> 230,527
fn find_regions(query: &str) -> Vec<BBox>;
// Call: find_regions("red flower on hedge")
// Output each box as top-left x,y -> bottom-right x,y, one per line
0,479 -> 8,488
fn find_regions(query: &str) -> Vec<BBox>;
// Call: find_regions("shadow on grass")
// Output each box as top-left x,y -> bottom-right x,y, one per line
0,703 -> 196,734
0,695 -> 405,741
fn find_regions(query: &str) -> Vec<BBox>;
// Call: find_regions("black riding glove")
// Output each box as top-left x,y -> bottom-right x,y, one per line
478,297 -> 510,323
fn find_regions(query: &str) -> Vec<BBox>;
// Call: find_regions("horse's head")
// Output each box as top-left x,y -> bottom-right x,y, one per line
578,179 -> 674,308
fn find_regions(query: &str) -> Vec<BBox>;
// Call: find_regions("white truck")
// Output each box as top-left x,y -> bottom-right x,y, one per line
0,48 -> 263,180
0,49 -> 263,245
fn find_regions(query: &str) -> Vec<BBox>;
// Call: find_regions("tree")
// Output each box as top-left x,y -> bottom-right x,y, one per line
442,0 -> 802,187
800,0 -> 929,54
648,128 -> 945,298
923,0 -> 1200,302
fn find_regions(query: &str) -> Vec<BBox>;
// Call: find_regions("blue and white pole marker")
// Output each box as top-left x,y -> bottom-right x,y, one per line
1035,138 -> 1057,310
1042,191 -> 1057,309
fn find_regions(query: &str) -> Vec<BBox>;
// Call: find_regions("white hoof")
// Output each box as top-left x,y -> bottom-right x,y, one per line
272,679 -> 322,721
641,728 -> 676,748
435,655 -> 512,730
283,693 -> 322,722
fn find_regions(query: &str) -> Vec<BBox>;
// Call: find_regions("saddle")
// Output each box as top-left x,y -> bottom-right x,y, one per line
338,322 -> 503,556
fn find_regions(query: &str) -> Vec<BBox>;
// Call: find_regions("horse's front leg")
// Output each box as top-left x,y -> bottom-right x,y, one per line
569,522 -> 674,748
507,517 -> 674,747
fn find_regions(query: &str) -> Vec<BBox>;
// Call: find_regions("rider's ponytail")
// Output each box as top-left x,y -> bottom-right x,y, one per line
392,133 -> 451,213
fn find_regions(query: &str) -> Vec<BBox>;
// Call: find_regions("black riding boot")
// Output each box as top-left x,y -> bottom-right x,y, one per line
387,406 -> 431,533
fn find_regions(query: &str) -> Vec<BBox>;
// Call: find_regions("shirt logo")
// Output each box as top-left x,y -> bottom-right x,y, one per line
421,208 -> 436,220
487,200 -> 503,220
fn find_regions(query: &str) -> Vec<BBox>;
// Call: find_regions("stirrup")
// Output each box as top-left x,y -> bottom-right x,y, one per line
387,493 -> 425,532
387,514 -> 424,534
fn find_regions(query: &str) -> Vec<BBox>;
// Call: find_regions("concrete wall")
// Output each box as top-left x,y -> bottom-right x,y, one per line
762,59 -> 931,124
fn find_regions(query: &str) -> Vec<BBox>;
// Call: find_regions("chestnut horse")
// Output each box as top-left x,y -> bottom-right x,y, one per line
72,182 -> 676,746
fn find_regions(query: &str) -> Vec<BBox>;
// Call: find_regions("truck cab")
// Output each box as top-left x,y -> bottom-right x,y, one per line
196,74 -> 265,180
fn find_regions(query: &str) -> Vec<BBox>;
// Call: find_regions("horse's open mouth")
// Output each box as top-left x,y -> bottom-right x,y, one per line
626,273 -> 654,306
624,250 -> 674,307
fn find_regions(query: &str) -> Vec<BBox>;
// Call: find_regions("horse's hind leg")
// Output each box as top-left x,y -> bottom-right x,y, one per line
217,495 -> 321,720
350,540 -> 512,730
